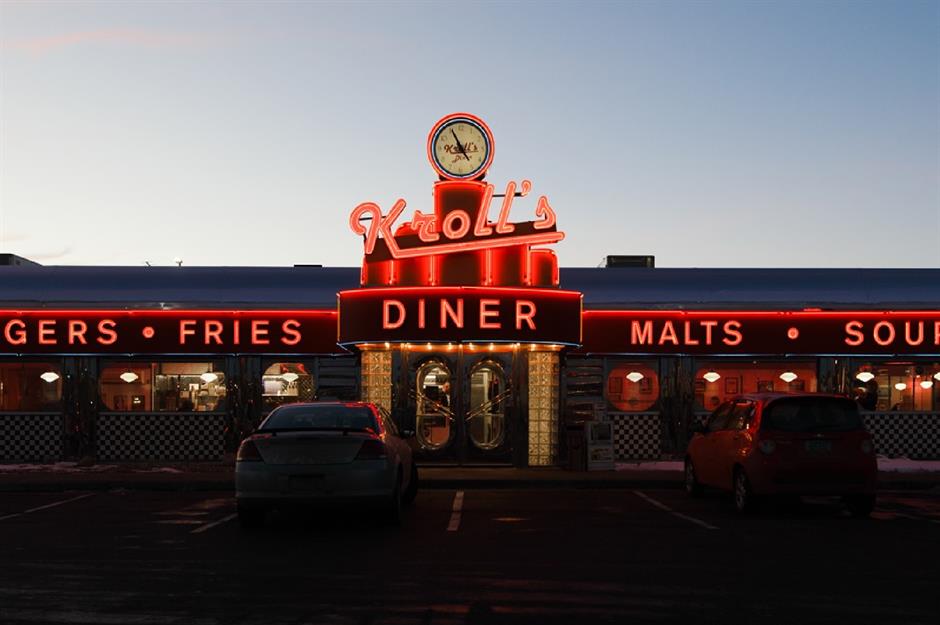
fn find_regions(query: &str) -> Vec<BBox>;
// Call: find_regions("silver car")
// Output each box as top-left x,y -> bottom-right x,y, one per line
235,401 -> 417,528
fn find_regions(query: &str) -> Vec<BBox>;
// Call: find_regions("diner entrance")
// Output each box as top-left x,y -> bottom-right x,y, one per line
407,350 -> 517,465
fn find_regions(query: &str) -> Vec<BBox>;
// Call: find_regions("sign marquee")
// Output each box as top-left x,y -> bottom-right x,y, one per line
338,288 -> 583,346
0,310 -> 339,355
579,311 -> 940,355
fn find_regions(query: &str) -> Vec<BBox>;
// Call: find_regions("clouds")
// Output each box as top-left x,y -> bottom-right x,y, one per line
1,28 -> 210,56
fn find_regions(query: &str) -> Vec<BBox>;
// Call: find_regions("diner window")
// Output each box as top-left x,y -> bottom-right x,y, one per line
0,362 -> 63,412
262,362 -> 314,413
852,361 -> 940,412
606,363 -> 659,412
100,361 -> 226,412
694,360 -> 818,410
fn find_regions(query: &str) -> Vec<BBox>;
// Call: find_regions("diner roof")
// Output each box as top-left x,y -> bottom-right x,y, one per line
0,265 -> 937,311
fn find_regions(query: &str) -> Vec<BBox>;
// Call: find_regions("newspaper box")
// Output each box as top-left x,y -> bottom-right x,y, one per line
585,421 -> 615,471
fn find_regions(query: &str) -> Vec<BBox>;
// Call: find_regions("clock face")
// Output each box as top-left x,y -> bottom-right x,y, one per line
428,114 -> 494,180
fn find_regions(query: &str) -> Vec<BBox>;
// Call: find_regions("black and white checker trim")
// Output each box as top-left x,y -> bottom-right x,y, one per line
863,412 -> 940,460
610,412 -> 661,461
0,414 -> 62,462
97,413 -> 225,462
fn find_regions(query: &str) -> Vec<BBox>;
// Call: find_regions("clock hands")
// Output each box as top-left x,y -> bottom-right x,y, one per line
451,129 -> 471,161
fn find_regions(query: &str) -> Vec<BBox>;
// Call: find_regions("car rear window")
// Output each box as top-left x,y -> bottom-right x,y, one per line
261,405 -> 378,432
761,397 -> 863,433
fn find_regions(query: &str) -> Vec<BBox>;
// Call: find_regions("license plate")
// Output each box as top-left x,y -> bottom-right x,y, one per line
804,440 -> 832,453
289,475 -> 324,492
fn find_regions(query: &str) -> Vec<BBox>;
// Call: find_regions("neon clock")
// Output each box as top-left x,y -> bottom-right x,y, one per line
427,113 -> 495,180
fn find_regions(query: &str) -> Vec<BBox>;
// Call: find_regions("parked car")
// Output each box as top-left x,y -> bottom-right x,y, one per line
235,401 -> 418,528
684,393 -> 877,517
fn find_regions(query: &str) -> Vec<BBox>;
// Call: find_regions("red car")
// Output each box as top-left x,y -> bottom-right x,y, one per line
685,393 -> 877,516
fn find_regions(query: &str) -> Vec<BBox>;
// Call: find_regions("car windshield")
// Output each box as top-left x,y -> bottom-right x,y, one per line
261,404 -> 377,432
761,397 -> 863,433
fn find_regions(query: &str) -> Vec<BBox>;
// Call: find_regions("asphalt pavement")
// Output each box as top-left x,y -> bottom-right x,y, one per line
1,486 -> 939,625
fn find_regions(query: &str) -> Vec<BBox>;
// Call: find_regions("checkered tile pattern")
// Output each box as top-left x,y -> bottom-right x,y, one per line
610,412 -> 661,461
97,413 -> 225,462
862,412 -> 940,460
0,414 -> 62,462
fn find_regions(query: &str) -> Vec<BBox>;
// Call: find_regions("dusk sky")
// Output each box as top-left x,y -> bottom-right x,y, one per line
0,1 -> 937,269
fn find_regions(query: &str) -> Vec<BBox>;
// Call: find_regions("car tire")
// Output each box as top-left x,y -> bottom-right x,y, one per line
384,472 -> 403,526
237,504 -> 265,529
402,462 -> 418,505
845,494 -> 875,518
733,468 -> 758,515
684,458 -> 703,497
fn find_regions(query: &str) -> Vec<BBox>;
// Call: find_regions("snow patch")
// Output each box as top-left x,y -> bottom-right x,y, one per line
877,457 -> 940,473
615,461 -> 683,472
0,462 -> 117,473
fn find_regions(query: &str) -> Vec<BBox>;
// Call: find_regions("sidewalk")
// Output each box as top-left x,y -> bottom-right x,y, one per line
1,458 -> 938,492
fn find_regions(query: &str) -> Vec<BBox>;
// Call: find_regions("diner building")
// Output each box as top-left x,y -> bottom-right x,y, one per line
2,113 -> 938,467
1,260 -> 938,467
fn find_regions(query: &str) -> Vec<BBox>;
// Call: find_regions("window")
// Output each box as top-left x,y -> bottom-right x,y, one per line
606,363 -> 659,412
694,361 -> 818,410
726,401 -> 756,431
100,361 -> 226,412
852,361 -> 940,412
707,402 -> 733,432
262,362 -> 314,413
0,362 -> 63,412
261,404 -> 378,432
761,397 -> 862,432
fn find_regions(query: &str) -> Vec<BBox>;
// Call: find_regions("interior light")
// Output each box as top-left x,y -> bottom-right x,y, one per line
934,372 -> 940,381
384,342 -> 390,349
120,372 -> 139,383
703,371 -> 721,383
894,382 -> 907,391
200,372 -> 219,384
855,371 -> 875,383
920,380 -> 934,390
40,371 -> 60,383
778,371 -> 798,383
625,371 -> 644,383
280,372 -> 299,383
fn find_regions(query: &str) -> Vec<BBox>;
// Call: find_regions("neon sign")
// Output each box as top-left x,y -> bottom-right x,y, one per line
349,179 -> 563,260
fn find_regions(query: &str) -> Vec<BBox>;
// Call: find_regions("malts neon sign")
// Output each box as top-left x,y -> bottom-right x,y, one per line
349,179 -> 563,260
579,311 -> 940,355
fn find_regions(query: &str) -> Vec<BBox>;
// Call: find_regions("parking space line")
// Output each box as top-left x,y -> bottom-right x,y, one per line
447,490 -> 464,532
0,493 -> 94,522
633,490 -> 719,530
191,513 -> 238,534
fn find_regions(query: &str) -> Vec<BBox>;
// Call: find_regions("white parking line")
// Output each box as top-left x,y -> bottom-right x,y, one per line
0,493 -> 95,521
633,490 -> 719,530
191,513 -> 238,534
447,490 -> 464,532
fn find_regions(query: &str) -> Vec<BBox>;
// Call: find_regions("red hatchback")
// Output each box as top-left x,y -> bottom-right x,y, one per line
685,393 -> 877,516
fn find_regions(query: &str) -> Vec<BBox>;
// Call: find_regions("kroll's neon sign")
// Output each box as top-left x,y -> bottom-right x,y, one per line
349,179 -> 562,260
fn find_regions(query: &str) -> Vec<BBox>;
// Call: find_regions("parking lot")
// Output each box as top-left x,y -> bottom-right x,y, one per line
1,486 -> 938,625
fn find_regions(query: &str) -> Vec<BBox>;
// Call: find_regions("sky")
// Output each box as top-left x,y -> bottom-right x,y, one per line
0,0 -> 937,269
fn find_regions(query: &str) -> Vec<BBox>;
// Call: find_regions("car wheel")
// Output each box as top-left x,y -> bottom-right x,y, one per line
684,458 -> 703,497
733,468 -> 758,515
402,462 -> 418,505
845,494 -> 875,518
237,504 -> 265,529
384,472 -> 403,526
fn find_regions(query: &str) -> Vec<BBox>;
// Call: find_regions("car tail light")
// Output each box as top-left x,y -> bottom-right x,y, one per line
236,438 -> 263,462
758,439 -> 776,455
356,438 -> 387,460
860,439 -> 874,455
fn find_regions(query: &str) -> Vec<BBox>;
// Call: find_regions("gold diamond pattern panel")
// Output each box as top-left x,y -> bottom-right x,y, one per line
361,350 -> 392,413
528,350 -> 560,466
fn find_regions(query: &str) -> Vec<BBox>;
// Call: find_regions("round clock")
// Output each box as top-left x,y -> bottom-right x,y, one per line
427,113 -> 495,180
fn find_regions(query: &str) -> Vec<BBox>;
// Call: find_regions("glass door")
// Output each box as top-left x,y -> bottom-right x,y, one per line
412,358 -> 456,461
464,354 -> 513,464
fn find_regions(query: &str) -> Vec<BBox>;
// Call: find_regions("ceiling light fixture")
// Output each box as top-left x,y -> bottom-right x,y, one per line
855,372 -> 875,383
894,382 -> 908,391
120,372 -> 139,383
625,371 -> 645,383
280,372 -> 299,383
778,371 -> 798,383
703,371 -> 721,383
40,371 -> 60,383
